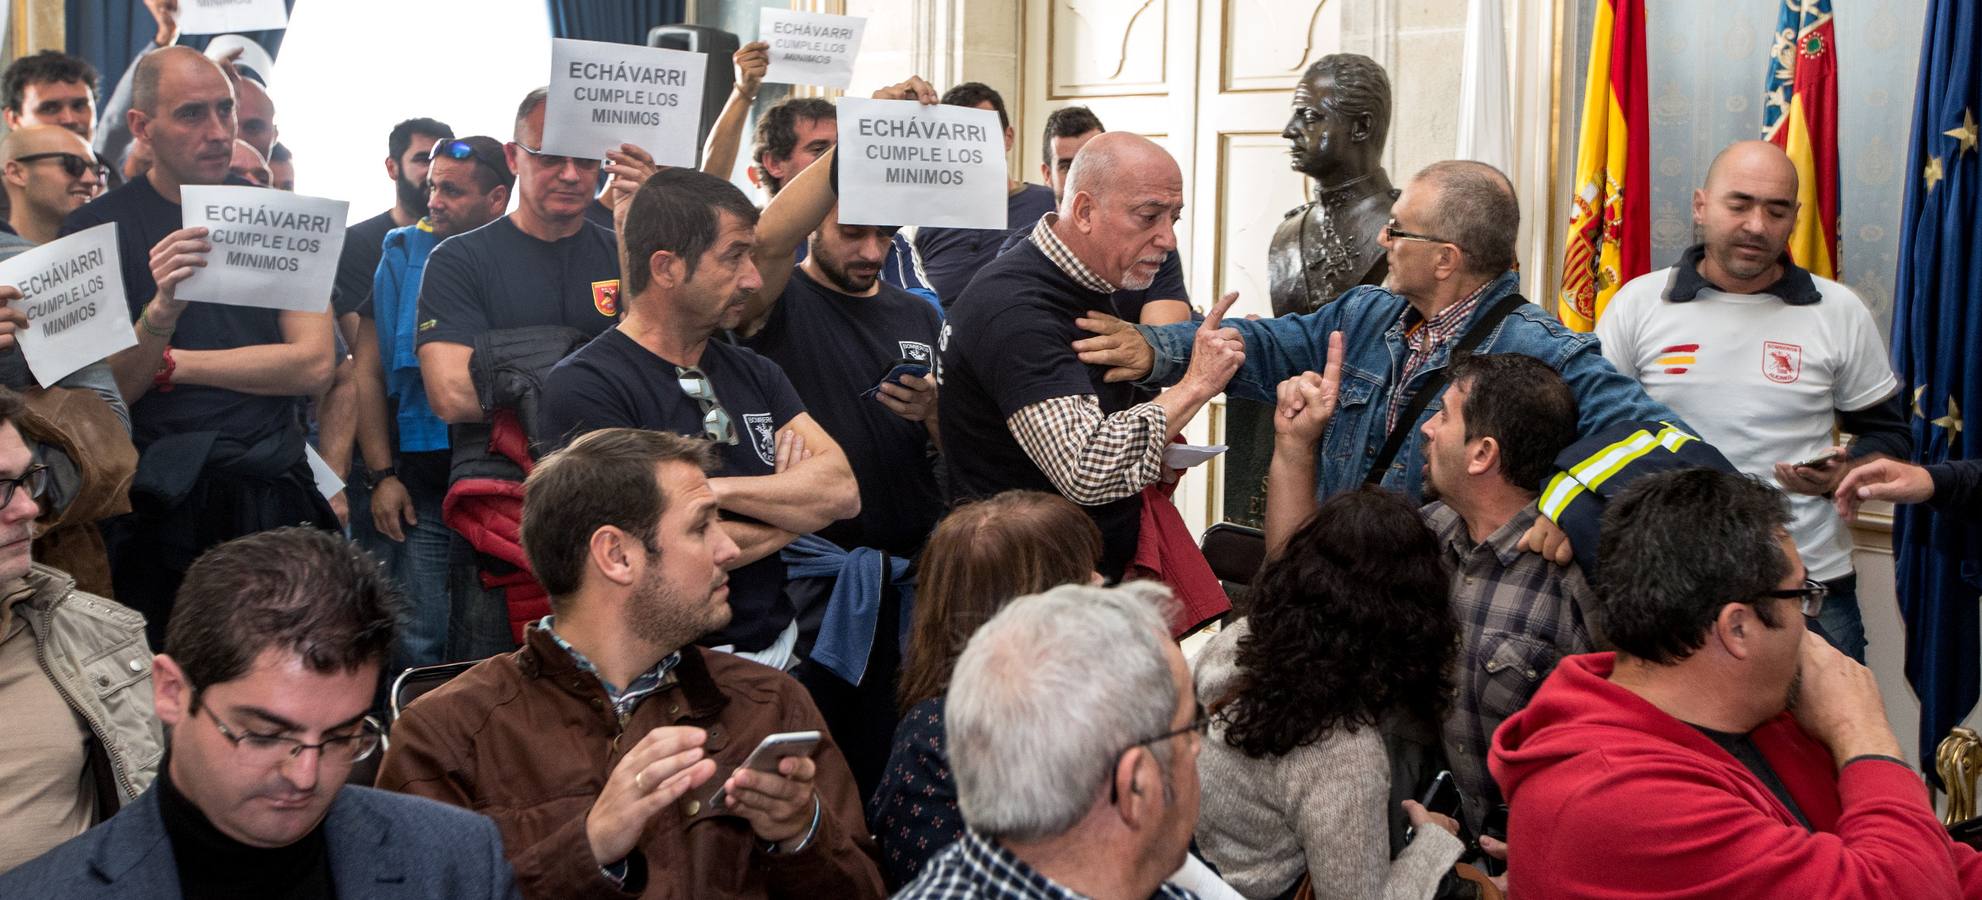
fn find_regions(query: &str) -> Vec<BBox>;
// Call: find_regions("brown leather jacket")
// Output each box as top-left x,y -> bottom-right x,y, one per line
377,627 -> 885,900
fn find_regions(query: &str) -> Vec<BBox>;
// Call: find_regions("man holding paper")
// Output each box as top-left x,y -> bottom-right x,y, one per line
936,134 -> 1243,581
59,46 -> 336,646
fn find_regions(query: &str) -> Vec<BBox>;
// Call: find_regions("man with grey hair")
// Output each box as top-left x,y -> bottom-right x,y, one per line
937,133 -> 1245,581
894,582 -> 1204,899
1074,159 -> 1682,508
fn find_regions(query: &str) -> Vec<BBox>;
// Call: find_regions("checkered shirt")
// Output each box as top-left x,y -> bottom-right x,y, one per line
1387,280 -> 1492,432
535,616 -> 681,721
893,829 -> 1201,900
1006,214 -> 1169,505
1422,502 -> 1601,835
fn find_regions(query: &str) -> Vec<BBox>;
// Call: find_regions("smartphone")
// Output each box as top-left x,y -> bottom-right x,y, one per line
1402,770 -> 1458,845
860,360 -> 932,400
705,730 -> 822,811
1795,449 -> 1841,469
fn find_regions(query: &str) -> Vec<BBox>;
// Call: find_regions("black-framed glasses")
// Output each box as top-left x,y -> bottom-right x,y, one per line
436,139 -> 511,182
1761,578 -> 1829,618
203,706 -> 384,768
0,464 -> 49,508
1108,701 -> 1210,804
13,151 -> 105,181
1384,218 -> 1458,248
676,366 -> 738,445
512,141 -> 600,173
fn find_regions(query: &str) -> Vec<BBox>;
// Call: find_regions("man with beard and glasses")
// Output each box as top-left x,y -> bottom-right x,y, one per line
378,428 -> 884,900
1596,141 -> 1909,664
733,76 -> 944,798
937,133 -> 1242,581
538,169 -> 858,673
353,136 -> 513,674
0,526 -> 518,898
1490,468 -> 1982,898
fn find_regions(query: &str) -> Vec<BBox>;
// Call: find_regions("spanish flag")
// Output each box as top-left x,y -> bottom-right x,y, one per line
1558,0 -> 1648,332
1763,0 -> 1841,279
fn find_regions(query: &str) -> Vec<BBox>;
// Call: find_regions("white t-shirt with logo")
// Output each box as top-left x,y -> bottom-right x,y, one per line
1597,266 -> 1898,581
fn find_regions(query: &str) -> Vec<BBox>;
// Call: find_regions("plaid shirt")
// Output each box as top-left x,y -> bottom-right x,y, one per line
536,616 -> 681,722
1005,215 -> 1170,505
1423,502 -> 1602,835
1387,280 -> 1492,432
894,829 -> 1201,900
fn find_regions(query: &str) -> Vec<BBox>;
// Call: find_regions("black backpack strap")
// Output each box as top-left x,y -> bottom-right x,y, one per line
1363,292 -> 1531,485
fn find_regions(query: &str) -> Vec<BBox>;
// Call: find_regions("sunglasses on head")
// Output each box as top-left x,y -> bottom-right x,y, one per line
435,139 -> 510,181
14,151 -> 105,181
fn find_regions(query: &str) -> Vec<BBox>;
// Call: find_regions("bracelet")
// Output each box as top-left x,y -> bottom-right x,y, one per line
153,346 -> 176,393
760,796 -> 822,856
139,307 -> 175,338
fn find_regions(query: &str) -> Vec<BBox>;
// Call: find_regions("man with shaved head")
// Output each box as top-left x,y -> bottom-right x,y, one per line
1595,140 -> 1908,663
61,45 -> 338,647
937,133 -> 1245,580
1,125 -> 104,245
227,138 -> 269,187
1074,159 -> 1681,510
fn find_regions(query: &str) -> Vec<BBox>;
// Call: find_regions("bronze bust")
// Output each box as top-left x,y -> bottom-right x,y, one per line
1267,54 -> 1399,317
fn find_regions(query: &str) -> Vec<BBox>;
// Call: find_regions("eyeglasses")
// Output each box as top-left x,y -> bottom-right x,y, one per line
676,366 -> 738,445
512,141 -> 600,173
0,464 -> 49,508
1384,218 -> 1458,248
203,706 -> 384,769
13,151 -> 106,181
1760,578 -> 1829,618
1108,701 -> 1209,804
436,139 -> 511,182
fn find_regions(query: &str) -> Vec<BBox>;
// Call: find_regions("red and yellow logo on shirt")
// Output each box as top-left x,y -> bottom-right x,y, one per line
1655,343 -> 1698,375
592,279 -> 621,317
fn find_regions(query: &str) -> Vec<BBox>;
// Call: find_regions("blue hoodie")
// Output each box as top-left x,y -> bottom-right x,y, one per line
372,220 -> 447,452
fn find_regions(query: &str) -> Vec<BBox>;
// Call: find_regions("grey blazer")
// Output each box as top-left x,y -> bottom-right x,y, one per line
0,785 -> 520,899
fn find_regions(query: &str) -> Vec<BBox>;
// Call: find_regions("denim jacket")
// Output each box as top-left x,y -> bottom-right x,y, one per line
1137,270 -> 1686,500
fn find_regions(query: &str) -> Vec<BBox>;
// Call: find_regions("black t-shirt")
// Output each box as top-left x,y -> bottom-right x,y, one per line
414,216 -> 621,349
915,183 -> 1056,305
742,267 -> 944,556
936,239 -> 1143,579
334,209 -> 397,318
584,197 -> 616,232
995,217 -> 1190,323
60,174 -> 297,449
1689,723 -> 1813,829
538,328 -> 808,652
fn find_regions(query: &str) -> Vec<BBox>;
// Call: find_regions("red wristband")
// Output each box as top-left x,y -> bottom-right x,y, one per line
154,346 -> 176,393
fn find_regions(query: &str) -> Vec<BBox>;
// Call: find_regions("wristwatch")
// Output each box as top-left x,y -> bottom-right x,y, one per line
367,466 -> 398,484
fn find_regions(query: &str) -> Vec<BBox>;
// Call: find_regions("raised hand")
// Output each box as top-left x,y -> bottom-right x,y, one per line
872,75 -> 939,104
1179,291 -> 1245,396
733,41 -> 769,98
1271,331 -> 1343,447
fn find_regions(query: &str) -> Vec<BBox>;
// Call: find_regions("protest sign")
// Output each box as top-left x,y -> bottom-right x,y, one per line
178,186 -> 348,312
835,98 -> 1006,229
541,38 -> 706,165
761,9 -> 865,89
178,0 -> 289,35
204,35 -> 279,84
0,224 -> 134,385
304,445 -> 344,500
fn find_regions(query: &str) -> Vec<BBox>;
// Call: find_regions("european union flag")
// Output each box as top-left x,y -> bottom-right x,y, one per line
1892,0 -> 1981,775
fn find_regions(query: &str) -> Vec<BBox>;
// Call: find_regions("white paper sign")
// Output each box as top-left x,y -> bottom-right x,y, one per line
178,0 -> 289,36
178,185 -> 347,312
836,98 -> 1006,229
0,225 -> 135,385
204,34 -> 278,84
304,444 -> 344,499
542,38 -> 706,165
761,9 -> 866,90
1163,443 -> 1228,470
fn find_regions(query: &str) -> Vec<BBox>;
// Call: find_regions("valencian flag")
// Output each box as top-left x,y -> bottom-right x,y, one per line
1762,0 -> 1842,279
1892,0 -> 1980,775
1557,0 -> 1648,332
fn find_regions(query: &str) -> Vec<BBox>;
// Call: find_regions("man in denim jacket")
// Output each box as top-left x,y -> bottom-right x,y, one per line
1076,160 -> 1684,501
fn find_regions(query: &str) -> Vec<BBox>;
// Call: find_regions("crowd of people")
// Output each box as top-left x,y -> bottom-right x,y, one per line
0,14 -> 1978,900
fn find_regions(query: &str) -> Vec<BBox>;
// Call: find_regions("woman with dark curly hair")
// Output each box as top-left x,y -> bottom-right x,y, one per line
1192,486 -> 1467,900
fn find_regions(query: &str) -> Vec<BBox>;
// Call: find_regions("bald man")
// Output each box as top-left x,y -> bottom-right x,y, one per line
232,76 -> 277,159
936,133 -> 1244,579
1,125 -> 104,246
226,138 -> 269,187
60,45 -> 337,647
1595,140 -> 1908,663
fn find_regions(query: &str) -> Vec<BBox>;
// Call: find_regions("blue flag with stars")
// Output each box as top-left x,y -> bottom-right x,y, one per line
1893,0 -> 1981,774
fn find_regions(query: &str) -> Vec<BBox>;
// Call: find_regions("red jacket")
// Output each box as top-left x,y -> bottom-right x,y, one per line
1490,652 -> 1982,899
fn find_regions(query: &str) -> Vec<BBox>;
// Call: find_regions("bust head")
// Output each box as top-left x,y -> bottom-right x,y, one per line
1283,54 -> 1390,184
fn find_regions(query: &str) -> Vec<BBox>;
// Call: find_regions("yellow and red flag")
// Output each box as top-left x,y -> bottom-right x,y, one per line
1558,0 -> 1648,332
1763,0 -> 1841,279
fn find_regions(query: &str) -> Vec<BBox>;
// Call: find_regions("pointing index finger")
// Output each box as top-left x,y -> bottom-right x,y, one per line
1201,291 -> 1240,331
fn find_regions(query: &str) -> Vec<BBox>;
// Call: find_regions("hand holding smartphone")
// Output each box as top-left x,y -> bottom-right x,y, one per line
705,730 -> 822,812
